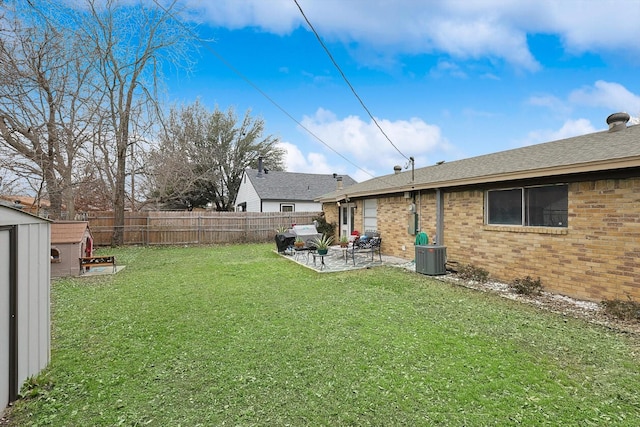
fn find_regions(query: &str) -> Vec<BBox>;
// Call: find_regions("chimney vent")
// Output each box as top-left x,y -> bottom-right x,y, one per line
606,112 -> 630,133
257,156 -> 264,178
393,165 -> 402,174
336,176 -> 343,190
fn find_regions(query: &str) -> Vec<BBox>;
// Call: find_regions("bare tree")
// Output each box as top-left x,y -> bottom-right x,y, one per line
78,0 -> 196,245
147,101 -> 285,210
0,2 -> 101,219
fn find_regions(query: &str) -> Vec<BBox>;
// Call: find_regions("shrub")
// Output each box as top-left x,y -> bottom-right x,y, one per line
601,296 -> 640,321
457,264 -> 489,283
275,225 -> 289,233
313,213 -> 336,240
510,276 -> 543,296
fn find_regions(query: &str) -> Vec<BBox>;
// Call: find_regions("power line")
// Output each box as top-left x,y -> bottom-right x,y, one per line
150,0 -> 378,182
293,0 -> 411,162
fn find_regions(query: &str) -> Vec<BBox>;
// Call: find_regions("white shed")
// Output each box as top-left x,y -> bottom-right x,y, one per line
0,203 -> 51,414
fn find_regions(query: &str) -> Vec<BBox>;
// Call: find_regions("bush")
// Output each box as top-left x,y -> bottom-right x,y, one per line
313,213 -> 336,240
510,276 -> 543,296
601,296 -> 640,321
457,264 -> 489,283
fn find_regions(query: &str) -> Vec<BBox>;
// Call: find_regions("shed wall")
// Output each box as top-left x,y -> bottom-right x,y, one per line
0,206 -> 50,414
16,222 -> 51,392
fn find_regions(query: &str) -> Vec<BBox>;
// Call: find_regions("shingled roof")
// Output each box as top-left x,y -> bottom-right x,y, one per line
317,123 -> 640,202
245,169 -> 357,201
51,221 -> 91,244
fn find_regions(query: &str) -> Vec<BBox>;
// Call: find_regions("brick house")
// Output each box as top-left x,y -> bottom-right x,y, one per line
317,113 -> 640,302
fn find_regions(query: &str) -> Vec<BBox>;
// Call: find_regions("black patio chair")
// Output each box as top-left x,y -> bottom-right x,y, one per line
348,233 -> 382,265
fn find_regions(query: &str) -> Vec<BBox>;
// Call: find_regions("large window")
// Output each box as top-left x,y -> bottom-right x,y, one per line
487,184 -> 568,227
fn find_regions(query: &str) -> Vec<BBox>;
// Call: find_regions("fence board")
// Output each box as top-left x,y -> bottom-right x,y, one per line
87,211 -> 322,246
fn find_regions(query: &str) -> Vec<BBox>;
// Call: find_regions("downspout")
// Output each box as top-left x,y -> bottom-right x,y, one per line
435,188 -> 444,245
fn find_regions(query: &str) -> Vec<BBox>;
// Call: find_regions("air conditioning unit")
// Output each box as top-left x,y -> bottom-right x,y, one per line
415,245 -> 446,275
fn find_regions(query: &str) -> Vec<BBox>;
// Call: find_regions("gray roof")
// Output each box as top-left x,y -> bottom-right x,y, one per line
246,169 -> 357,201
317,123 -> 640,202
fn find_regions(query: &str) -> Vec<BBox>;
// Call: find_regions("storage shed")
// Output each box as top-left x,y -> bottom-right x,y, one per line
51,221 -> 93,277
0,203 -> 51,415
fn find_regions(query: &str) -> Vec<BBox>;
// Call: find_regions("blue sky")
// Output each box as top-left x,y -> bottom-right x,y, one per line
166,0 -> 640,182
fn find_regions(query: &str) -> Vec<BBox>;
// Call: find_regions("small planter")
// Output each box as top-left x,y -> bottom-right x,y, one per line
317,249 -> 328,255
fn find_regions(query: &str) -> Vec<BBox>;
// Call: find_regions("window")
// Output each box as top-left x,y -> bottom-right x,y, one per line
280,204 -> 294,212
487,184 -> 567,227
363,199 -> 377,232
51,247 -> 61,263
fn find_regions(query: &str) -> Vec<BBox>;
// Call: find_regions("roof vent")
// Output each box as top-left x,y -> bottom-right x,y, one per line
393,165 -> 402,174
606,112 -> 630,133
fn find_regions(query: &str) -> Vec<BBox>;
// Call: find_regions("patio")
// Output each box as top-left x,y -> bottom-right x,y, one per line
279,245 -> 413,273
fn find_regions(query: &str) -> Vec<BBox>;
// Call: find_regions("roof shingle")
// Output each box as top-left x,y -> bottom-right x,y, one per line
318,124 -> 640,201
246,170 -> 357,201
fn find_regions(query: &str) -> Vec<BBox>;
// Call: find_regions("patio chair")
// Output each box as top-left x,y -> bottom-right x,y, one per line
348,232 -> 382,265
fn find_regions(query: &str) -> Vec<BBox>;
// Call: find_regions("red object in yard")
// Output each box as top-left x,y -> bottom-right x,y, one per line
351,230 -> 360,236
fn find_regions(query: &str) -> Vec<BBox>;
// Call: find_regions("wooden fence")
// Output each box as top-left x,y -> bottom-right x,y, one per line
87,211 -> 322,246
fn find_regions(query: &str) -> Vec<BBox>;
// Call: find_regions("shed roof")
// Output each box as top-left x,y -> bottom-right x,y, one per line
0,202 -> 51,224
245,169 -> 357,201
317,123 -> 640,201
51,221 -> 91,244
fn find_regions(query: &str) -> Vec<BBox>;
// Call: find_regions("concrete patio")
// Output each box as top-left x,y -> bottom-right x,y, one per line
278,246 -> 414,273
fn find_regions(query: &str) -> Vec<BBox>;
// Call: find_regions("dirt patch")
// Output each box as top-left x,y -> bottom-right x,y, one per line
438,274 -> 640,335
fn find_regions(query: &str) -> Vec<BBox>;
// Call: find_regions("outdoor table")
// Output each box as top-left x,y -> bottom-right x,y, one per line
294,246 -> 315,262
311,252 -> 328,270
330,244 -> 349,263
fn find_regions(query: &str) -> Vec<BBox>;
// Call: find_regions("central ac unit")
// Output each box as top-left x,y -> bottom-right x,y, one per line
415,245 -> 446,275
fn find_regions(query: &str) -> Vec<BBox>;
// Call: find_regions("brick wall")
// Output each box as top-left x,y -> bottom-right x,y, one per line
439,178 -> 640,302
326,177 -> 640,302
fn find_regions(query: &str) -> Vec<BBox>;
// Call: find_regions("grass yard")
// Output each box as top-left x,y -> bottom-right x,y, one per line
6,244 -> 640,426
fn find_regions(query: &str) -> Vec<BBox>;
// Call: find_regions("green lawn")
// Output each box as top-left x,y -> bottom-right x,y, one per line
7,244 -> 640,426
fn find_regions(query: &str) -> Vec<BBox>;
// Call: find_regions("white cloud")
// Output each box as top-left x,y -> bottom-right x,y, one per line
182,0 -> 300,33
569,81 -> 640,115
187,0 -> 640,70
527,95 -> 571,114
519,118 -> 596,146
297,108 -> 452,177
277,141 -> 334,174
430,60 -> 468,79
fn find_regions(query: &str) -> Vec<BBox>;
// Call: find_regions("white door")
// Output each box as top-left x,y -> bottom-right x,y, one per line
0,229 -> 10,411
339,204 -> 356,238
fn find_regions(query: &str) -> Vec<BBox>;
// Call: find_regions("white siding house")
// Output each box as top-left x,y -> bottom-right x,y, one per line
235,166 -> 357,213
1,203 -> 51,414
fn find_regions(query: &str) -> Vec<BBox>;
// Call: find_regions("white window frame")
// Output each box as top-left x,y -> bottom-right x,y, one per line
280,204 -> 294,213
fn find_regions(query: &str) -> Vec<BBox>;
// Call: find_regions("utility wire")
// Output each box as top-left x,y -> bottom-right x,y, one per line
150,0 -> 379,182
293,0 -> 411,162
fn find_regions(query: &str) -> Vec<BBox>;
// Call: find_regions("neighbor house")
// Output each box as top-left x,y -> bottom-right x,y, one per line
0,202 -> 51,414
50,221 -> 94,277
235,159 -> 357,212
317,113 -> 640,302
